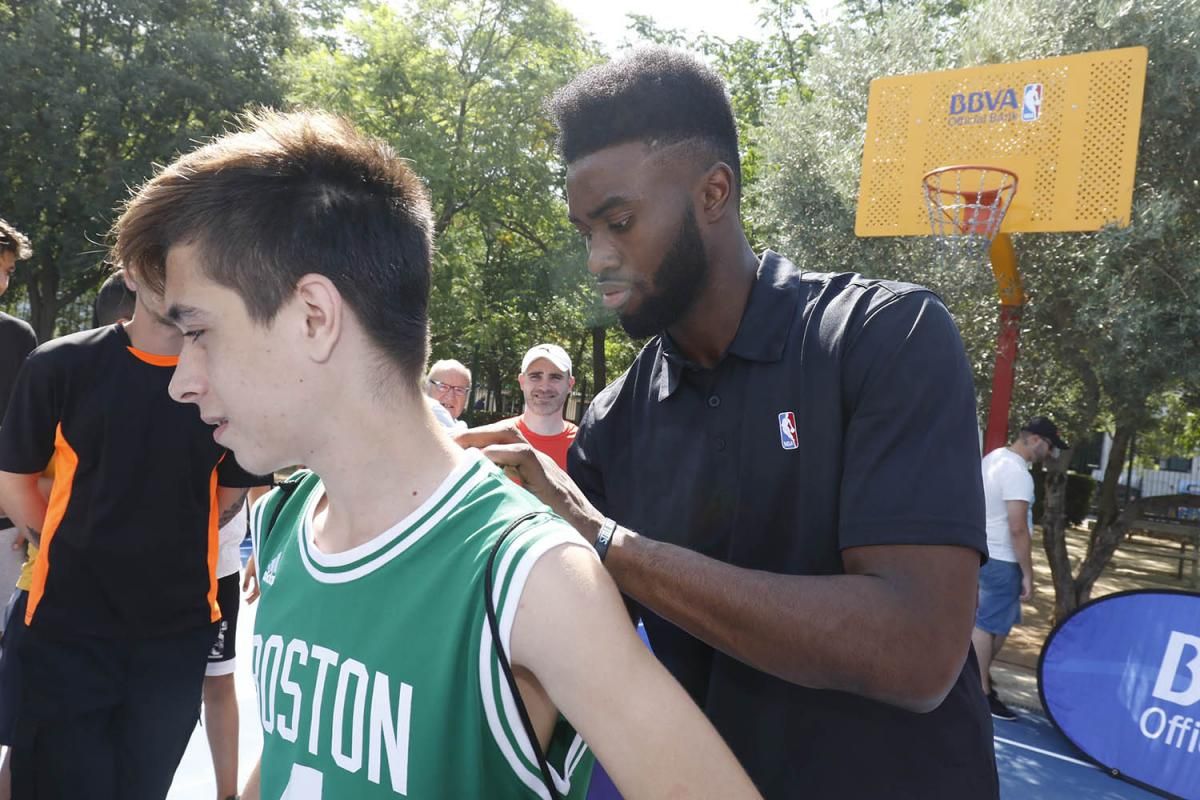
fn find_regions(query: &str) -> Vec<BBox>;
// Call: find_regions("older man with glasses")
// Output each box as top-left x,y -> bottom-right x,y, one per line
426,358 -> 472,429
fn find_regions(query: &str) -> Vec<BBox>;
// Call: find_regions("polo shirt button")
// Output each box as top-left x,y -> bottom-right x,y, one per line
715,436 -> 726,451
707,394 -> 720,408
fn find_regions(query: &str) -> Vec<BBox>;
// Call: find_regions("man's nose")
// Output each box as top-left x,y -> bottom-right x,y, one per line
586,236 -> 619,277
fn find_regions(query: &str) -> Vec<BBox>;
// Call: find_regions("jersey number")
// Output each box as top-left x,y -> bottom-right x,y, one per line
280,764 -> 323,799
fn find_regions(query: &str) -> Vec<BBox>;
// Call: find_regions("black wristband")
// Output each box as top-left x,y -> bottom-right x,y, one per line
594,518 -> 617,562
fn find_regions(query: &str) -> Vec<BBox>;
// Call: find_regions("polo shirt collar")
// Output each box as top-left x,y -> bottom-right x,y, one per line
650,250 -> 799,402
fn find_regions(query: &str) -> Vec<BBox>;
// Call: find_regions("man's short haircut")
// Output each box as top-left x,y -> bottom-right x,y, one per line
112,109 -> 435,385
0,218 -> 32,260
546,46 -> 741,192
93,269 -> 136,327
428,359 -> 471,383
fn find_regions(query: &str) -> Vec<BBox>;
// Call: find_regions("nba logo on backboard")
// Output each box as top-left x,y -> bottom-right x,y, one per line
778,412 -> 798,450
1021,83 -> 1043,121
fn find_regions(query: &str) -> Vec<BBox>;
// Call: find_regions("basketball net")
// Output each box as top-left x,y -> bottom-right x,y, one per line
922,165 -> 1018,263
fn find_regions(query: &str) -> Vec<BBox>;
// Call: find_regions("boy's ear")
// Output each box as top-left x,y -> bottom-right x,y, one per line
294,273 -> 342,362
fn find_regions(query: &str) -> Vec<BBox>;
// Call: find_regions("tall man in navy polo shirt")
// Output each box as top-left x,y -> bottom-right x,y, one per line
464,47 -> 998,798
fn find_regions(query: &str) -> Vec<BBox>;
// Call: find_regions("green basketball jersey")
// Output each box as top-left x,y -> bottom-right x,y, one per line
249,450 -> 596,799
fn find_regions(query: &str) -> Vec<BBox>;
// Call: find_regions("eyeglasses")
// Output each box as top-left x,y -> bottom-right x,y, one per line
429,379 -> 470,398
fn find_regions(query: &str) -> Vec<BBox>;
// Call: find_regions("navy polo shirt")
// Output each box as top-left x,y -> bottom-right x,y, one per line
569,251 -> 997,799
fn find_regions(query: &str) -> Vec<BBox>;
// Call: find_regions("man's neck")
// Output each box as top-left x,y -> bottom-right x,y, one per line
521,409 -> 568,437
123,311 -> 182,356
1006,443 -> 1034,464
665,235 -> 759,368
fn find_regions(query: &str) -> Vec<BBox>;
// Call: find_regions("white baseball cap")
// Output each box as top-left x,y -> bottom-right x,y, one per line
521,343 -> 572,375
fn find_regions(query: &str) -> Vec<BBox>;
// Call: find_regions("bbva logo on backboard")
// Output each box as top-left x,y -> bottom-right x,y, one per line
947,83 -> 1042,125
949,88 -> 1019,115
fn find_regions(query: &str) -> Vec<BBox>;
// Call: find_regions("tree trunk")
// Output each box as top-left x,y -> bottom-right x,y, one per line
591,326 -> 606,393
466,346 -> 480,425
29,259 -> 61,343
487,364 -> 503,421
1040,449 -> 1075,623
1069,425 -> 1135,611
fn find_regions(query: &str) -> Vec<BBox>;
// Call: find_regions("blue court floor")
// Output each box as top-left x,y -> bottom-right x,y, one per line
993,709 -> 1161,799
167,592 -> 1165,800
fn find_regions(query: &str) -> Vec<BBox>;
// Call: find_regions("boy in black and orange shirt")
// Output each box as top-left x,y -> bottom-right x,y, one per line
0,267 -> 267,800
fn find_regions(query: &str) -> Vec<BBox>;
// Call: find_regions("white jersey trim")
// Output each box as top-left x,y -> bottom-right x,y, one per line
478,522 -> 595,798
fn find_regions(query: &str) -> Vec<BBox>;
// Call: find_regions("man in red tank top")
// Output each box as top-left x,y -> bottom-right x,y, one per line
506,344 -> 578,469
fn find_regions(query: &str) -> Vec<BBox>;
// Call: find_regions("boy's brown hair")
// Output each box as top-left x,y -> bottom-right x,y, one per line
112,110 -> 434,384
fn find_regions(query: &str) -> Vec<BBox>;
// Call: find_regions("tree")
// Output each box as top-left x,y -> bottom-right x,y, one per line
287,0 -> 605,419
0,0 -> 310,341
755,0 -> 1200,618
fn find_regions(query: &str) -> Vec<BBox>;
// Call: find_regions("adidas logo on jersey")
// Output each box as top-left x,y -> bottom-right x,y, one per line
263,554 -> 281,586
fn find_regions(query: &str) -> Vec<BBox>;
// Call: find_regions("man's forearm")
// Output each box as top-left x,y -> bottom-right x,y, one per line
605,529 -> 978,712
216,488 -> 249,528
0,472 -> 49,547
1012,525 -> 1034,577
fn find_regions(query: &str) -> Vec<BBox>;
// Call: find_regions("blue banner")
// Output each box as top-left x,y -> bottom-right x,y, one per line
1040,589 -> 1200,799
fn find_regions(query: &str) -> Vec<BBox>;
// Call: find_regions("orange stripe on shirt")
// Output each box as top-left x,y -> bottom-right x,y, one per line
206,461 -> 222,623
26,424 -> 80,626
126,346 -> 179,367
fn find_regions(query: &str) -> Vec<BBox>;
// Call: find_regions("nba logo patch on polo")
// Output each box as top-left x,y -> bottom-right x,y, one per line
778,411 -> 799,450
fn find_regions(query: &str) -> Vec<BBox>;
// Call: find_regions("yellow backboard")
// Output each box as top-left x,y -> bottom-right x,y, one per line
855,47 -> 1147,237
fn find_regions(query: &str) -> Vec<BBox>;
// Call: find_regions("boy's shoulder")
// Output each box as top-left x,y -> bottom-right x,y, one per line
0,311 -> 36,341
25,325 -> 120,372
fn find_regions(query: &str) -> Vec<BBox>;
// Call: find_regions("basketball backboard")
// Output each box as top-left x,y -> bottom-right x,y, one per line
855,47 -> 1147,237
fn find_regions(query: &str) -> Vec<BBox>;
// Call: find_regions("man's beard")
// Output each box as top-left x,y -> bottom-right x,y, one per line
618,207 -> 710,339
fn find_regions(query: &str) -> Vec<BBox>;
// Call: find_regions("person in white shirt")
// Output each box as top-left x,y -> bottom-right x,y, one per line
974,416 -> 1067,720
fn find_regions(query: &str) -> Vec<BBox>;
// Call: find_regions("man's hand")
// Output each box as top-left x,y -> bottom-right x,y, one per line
1020,569 -> 1033,600
243,555 -> 260,604
10,529 -> 23,551
19,526 -> 39,547
453,423 -> 606,543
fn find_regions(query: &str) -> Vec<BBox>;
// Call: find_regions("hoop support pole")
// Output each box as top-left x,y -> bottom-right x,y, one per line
983,233 -> 1024,454
989,233 -> 1025,306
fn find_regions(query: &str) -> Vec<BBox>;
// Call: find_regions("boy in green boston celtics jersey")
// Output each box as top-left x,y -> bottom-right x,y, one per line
111,110 -> 760,800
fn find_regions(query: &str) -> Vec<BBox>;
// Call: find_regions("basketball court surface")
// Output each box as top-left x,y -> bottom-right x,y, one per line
166,579 -> 1165,799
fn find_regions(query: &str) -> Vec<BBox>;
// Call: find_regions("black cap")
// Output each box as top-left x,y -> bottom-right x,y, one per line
1021,417 -> 1069,450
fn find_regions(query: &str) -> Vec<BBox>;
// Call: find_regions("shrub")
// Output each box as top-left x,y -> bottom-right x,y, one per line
1032,467 -> 1096,526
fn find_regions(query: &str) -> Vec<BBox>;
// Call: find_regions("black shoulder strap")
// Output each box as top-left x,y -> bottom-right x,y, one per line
256,472 -> 306,550
484,511 -> 562,800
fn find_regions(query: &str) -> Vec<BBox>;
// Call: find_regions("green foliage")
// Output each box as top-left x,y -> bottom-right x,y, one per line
1128,390 -> 1200,464
0,0 -> 312,340
955,0 -> 1200,444
756,0 -> 1200,448
2,0 -> 816,399
285,0 -> 605,408
619,2 -> 817,249
755,0 -> 1200,608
